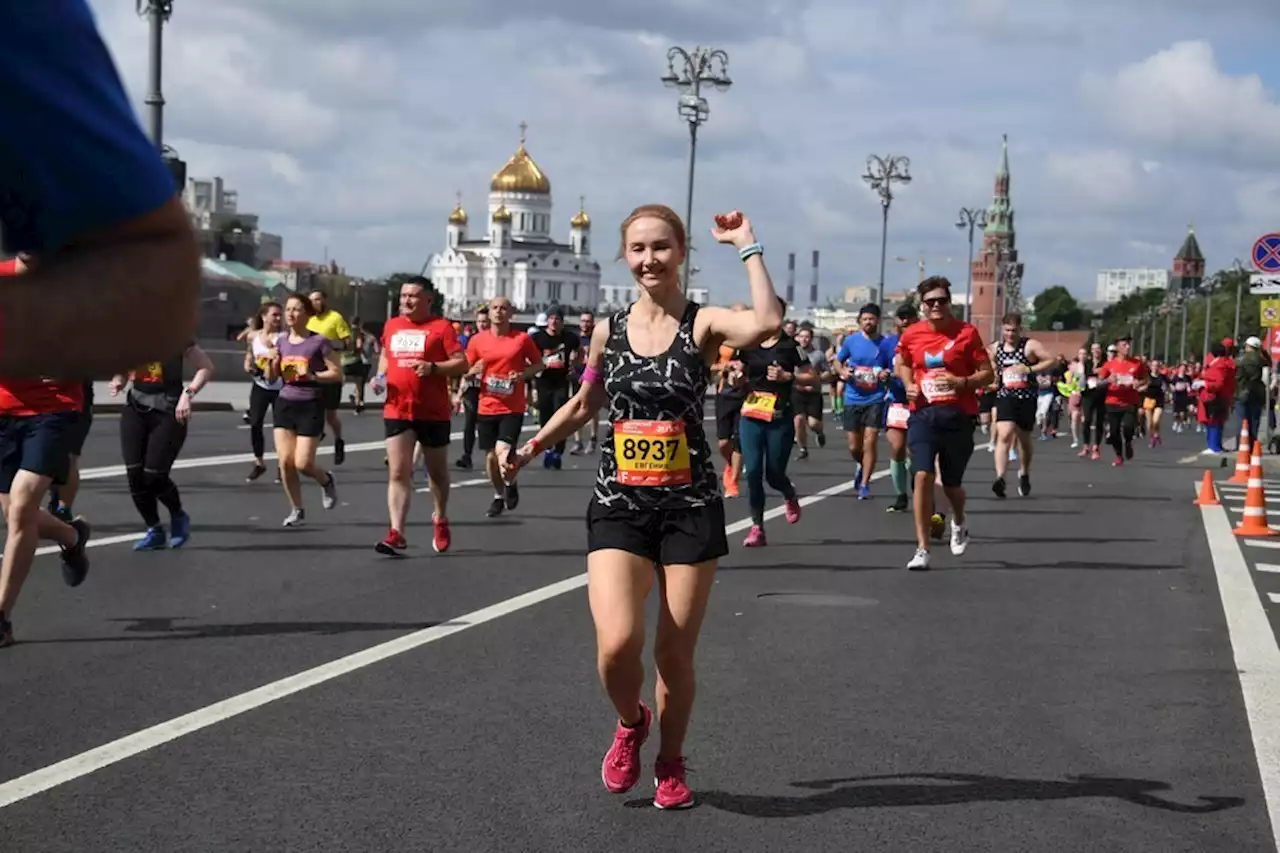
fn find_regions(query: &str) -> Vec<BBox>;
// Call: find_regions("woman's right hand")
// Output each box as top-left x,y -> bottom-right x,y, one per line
500,440 -> 539,483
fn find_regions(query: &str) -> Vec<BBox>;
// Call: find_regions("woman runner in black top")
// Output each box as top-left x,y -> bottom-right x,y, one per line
503,204 -> 784,810
109,342 -> 215,549
734,308 -> 812,547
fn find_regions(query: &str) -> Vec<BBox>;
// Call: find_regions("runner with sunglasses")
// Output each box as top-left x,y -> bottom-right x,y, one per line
895,276 -> 993,571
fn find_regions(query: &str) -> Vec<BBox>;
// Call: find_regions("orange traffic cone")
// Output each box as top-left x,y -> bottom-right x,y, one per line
1233,441 -> 1276,537
1229,420 -> 1252,484
1194,471 -> 1219,506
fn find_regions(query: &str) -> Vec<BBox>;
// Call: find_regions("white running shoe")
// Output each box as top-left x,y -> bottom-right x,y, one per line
283,508 -> 305,527
950,520 -> 970,556
907,548 -> 930,570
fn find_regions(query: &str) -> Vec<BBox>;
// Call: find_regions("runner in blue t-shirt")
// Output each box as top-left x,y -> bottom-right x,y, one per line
835,303 -> 892,499
879,302 -> 919,512
1,0 -> 198,377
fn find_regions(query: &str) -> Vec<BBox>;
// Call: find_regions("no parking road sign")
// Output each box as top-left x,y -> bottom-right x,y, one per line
1253,233 -> 1280,273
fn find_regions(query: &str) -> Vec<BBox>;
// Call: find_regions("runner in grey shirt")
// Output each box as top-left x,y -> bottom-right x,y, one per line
792,323 -> 831,458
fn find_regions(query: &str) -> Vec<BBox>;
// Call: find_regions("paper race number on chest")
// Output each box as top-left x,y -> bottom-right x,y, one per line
920,369 -> 957,404
613,419 -> 692,486
741,390 -> 778,421
484,374 -> 517,396
390,330 -> 427,360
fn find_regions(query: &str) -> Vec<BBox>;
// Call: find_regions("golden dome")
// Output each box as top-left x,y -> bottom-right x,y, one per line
447,191 -> 467,224
492,204 -> 512,223
570,196 -> 590,229
489,122 -> 551,194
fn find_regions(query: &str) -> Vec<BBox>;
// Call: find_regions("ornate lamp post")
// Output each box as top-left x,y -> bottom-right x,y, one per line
1232,257 -> 1248,342
137,0 -> 174,147
862,155 -> 912,315
956,207 -> 986,322
1201,273 -> 1220,360
661,46 -> 732,292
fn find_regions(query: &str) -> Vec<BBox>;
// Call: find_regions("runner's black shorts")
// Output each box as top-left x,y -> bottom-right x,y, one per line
477,412 -> 523,450
587,498 -> 729,565
907,405 -> 977,487
273,396 -> 326,438
319,382 -> 343,411
842,401 -> 884,432
995,396 -> 1036,431
980,390 -> 997,412
385,418 -> 451,448
715,392 -> 744,442
65,384 -> 94,456
0,411 -> 76,491
791,389 -> 823,420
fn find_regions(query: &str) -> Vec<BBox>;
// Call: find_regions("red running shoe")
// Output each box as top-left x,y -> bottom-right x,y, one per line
433,516 -> 451,554
602,702 -> 652,794
375,528 -> 407,556
654,756 -> 695,809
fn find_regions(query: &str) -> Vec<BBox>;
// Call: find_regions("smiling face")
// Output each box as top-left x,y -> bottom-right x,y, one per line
623,215 -> 684,293
285,295 -> 312,331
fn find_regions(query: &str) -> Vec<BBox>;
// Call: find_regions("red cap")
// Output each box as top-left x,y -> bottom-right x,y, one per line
1223,337 -> 1236,347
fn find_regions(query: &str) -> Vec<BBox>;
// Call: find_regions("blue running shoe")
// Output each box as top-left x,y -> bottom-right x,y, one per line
857,484 -> 870,500
134,525 -> 167,551
169,511 -> 191,548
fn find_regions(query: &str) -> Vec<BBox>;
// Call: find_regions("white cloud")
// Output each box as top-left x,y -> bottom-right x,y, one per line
1080,40 -> 1280,168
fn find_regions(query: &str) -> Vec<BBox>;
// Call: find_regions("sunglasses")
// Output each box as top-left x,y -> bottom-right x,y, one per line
922,296 -> 950,307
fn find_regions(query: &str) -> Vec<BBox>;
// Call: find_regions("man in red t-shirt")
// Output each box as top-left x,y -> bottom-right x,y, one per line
1097,335 -> 1149,466
465,296 -> 544,518
371,276 -> 468,556
894,275 -> 993,571
0,255 -> 92,648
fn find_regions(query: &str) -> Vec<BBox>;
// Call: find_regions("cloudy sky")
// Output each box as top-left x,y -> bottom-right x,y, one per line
92,0 -> 1280,306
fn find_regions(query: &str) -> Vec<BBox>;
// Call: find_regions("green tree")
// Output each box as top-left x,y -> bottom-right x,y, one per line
1030,286 -> 1084,330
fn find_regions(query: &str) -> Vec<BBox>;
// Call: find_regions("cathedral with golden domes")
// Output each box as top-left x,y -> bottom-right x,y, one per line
427,123 -> 601,315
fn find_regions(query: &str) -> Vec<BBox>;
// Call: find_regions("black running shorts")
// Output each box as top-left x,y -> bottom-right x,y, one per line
587,499 -> 729,565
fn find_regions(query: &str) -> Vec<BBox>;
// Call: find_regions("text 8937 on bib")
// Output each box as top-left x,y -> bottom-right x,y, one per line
613,419 -> 691,486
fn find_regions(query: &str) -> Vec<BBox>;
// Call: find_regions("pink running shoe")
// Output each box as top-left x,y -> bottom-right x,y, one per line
1077,446 -> 1089,458
654,756 -> 695,809
784,496 -> 802,524
743,525 -> 767,547
1090,449 -> 1101,461
601,702 -> 652,794
1112,456 -> 1123,467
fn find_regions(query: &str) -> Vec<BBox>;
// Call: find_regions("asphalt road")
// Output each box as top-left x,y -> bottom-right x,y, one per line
0,410 -> 1275,852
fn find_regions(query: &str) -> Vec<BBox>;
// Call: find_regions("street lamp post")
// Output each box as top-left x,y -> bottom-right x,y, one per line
1233,258 -> 1247,342
137,0 -> 174,148
862,155 -> 912,315
661,46 -> 732,292
1179,292 -> 1189,362
1163,302 -> 1172,363
956,207 -> 986,323
1202,275 -> 1218,360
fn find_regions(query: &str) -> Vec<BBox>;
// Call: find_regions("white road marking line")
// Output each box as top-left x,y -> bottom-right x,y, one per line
0,469 -> 880,808
1246,540 -> 1280,551
1256,564 -> 1280,574
1200,504 -> 1280,851
1270,593 -> 1280,604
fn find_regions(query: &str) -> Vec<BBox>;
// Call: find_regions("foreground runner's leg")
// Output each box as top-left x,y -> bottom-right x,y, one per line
0,423 -> 91,648
884,407 -> 910,513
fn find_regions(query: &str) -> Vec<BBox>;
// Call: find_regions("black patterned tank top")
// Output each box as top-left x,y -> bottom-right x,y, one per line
994,338 -> 1034,400
593,301 -> 720,511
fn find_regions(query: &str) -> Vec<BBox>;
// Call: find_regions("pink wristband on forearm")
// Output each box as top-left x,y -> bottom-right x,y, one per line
581,365 -> 602,385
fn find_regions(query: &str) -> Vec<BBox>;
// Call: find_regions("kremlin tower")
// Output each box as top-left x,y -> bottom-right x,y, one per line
969,135 -> 1023,343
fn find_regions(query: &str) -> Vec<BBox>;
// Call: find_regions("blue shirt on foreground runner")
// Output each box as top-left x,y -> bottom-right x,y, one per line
0,0 -> 176,254
836,331 -> 891,406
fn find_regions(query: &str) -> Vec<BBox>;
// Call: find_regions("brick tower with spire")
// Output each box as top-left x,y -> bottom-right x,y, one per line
969,134 -> 1024,343
1170,224 -> 1204,295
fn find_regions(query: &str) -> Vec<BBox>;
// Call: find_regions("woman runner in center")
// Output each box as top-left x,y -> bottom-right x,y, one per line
502,204 -> 783,810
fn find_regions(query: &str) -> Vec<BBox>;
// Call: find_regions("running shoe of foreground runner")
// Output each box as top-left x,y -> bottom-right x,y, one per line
894,276 -> 993,571
371,276 -> 468,556
503,205 -> 783,809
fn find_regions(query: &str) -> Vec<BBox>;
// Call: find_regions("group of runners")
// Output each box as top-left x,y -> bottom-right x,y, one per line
0,201 -> 1234,812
